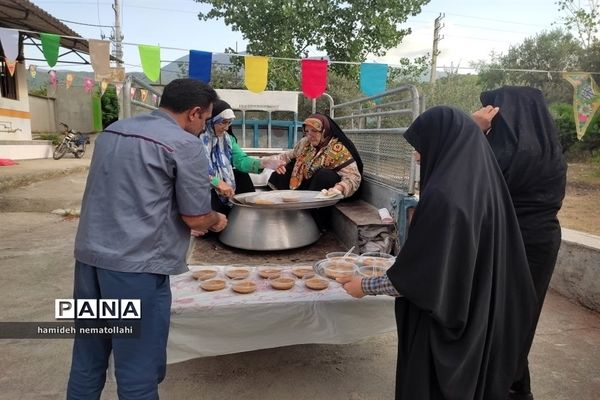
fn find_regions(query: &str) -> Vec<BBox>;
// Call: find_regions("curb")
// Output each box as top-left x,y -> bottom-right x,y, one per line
0,165 -> 90,193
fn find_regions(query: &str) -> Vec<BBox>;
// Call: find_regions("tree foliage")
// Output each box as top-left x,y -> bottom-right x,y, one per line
556,0 -> 599,48
196,0 -> 430,80
101,85 -> 119,128
476,29 -> 582,103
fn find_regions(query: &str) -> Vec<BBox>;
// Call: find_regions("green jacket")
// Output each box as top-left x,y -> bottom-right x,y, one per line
230,135 -> 262,174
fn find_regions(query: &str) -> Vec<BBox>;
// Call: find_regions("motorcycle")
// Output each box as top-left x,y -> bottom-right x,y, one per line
52,122 -> 89,160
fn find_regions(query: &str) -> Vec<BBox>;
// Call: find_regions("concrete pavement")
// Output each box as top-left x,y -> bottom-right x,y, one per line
0,160 -> 598,399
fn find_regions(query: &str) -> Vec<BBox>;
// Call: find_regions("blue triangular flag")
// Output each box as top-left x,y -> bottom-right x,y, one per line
189,50 -> 212,83
360,63 -> 388,97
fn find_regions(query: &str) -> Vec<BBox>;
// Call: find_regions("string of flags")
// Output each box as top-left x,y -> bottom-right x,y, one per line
0,26 -> 598,137
0,26 -> 390,100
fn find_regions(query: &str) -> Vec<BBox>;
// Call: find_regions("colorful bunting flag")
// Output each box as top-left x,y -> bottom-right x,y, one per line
114,82 -> 123,95
0,28 -> 19,76
65,73 -> 74,89
40,33 -> 61,67
111,67 -> 125,82
29,64 -> 37,78
244,56 -> 269,93
130,87 -> 136,99
48,70 -> 58,88
301,59 -> 328,99
360,63 -> 388,98
140,89 -> 148,102
83,77 -> 94,93
6,60 -> 17,77
563,72 -> 600,140
188,50 -> 212,83
89,39 -> 111,78
100,79 -> 108,95
152,93 -> 158,105
138,45 -> 161,82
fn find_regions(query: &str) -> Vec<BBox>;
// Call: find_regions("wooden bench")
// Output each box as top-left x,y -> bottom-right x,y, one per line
331,199 -> 396,253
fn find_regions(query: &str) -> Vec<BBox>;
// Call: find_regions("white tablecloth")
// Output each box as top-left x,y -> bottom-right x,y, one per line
167,265 -> 397,364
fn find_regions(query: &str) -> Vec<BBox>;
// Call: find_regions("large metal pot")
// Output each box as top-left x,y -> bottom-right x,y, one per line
219,190 -> 343,251
219,206 -> 320,251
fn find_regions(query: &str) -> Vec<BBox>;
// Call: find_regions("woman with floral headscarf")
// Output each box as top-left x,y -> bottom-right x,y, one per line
199,99 -> 285,215
267,113 -> 363,228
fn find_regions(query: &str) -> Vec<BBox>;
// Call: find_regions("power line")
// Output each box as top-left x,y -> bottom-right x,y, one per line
58,18 -> 113,28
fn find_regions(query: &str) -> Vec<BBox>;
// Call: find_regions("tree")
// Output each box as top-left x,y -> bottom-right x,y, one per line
476,29 -> 582,103
196,0 -> 430,81
101,85 -> 119,128
556,0 -> 599,48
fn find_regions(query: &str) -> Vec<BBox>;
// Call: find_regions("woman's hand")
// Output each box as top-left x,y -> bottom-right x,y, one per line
472,106 -> 499,133
261,158 -> 287,175
337,276 -> 365,298
215,181 -> 235,198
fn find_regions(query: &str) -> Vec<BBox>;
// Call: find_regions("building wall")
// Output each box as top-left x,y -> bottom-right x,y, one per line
29,95 -> 56,133
0,63 -> 32,141
54,85 -> 95,133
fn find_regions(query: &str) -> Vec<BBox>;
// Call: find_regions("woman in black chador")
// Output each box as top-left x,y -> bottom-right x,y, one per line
474,86 -> 567,400
340,106 -> 538,400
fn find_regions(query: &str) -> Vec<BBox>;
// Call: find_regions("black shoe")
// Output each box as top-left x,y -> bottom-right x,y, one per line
507,390 -> 534,400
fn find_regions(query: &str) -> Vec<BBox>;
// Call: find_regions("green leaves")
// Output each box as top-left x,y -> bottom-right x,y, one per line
196,0 -> 429,84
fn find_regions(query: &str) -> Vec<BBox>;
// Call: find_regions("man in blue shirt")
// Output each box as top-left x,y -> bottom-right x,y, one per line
67,79 -> 227,400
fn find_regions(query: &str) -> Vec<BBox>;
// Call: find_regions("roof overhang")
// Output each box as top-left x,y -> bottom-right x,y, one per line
0,0 -> 119,65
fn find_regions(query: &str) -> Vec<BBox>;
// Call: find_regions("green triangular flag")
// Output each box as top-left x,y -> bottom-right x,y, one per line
138,44 -> 161,82
40,33 -> 60,67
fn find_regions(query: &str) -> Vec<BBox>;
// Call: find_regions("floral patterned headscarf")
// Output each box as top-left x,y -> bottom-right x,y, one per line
289,114 -> 362,189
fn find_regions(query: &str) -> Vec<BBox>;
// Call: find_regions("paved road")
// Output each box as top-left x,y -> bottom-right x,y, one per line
0,171 -> 598,399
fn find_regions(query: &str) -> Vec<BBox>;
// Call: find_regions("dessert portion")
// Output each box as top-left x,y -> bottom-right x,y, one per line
257,266 -> 282,279
305,277 -> 329,290
291,266 -> 315,279
232,280 -> 257,294
358,266 -> 387,277
270,277 -> 295,290
323,261 -> 356,279
253,197 -> 275,205
199,278 -> 226,291
359,252 -> 395,268
192,269 -> 218,281
281,193 -> 300,203
225,266 -> 251,279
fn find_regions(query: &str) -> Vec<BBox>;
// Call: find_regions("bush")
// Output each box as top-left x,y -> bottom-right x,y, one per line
36,133 -> 61,145
549,103 -> 600,159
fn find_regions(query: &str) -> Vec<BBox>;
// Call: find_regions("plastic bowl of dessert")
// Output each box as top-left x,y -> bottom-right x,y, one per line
225,265 -> 252,279
231,279 -> 257,294
358,252 -> 396,269
303,274 -> 330,290
325,251 -> 359,264
314,258 -> 357,280
199,278 -> 228,292
257,266 -> 282,279
357,265 -> 388,278
191,266 -> 219,281
291,265 -> 315,279
269,272 -> 296,290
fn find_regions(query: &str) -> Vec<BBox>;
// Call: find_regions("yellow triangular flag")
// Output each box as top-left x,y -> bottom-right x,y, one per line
65,73 -> 74,89
100,79 -> 108,95
244,56 -> 268,93
140,89 -> 148,102
563,72 -> 600,140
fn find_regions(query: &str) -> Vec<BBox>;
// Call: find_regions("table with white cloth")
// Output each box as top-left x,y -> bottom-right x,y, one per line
167,265 -> 397,364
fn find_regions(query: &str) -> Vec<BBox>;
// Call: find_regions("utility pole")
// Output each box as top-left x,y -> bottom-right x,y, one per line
429,13 -> 444,85
112,0 -> 124,67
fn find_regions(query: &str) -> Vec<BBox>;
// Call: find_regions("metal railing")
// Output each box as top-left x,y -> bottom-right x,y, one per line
330,85 -> 420,195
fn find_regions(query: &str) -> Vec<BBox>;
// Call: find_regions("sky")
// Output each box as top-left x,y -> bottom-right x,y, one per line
29,0 -> 564,74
